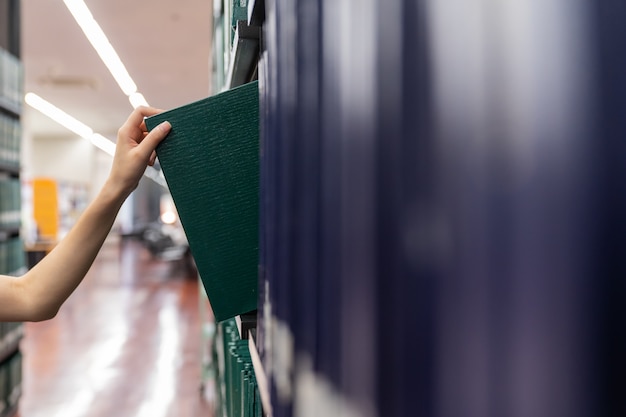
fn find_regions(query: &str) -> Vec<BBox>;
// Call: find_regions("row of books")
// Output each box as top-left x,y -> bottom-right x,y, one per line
0,351 -> 21,417
0,112 -> 20,169
0,21 -> 23,417
0,48 -> 23,112
0,179 -> 20,229
0,238 -> 25,276
216,319 -> 262,417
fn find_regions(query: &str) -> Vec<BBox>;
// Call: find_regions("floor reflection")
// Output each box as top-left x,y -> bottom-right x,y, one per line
17,238 -> 212,417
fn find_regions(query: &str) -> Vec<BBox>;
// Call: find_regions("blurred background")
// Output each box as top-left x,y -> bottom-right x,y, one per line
19,0 -> 211,251
2,1 -> 213,417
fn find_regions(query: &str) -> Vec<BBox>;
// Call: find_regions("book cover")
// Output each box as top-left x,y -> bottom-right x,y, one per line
145,81 -> 259,322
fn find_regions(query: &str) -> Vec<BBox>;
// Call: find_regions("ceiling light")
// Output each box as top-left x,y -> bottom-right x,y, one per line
129,92 -> 149,108
25,93 -> 115,155
25,92 -> 93,138
90,133 -> 116,156
63,0 -> 137,96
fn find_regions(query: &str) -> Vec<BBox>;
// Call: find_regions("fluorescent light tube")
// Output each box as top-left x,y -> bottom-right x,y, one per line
63,0 -> 138,96
26,93 -> 116,156
129,92 -> 149,108
25,92 -> 93,138
90,133 -> 116,156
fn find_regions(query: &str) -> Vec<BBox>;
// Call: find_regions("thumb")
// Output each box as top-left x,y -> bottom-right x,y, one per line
139,121 -> 171,157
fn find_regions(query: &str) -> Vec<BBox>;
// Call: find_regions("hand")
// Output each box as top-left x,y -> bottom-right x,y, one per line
107,106 -> 171,198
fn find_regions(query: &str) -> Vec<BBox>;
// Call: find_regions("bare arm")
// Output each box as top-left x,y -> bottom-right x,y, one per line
0,107 -> 171,322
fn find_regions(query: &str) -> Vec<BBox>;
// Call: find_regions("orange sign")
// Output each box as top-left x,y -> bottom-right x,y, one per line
33,178 -> 58,240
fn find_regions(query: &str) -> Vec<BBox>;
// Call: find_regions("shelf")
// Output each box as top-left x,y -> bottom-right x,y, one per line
225,20 -> 261,89
0,227 -> 20,242
0,326 -> 23,364
0,163 -> 19,177
7,267 -> 27,277
1,11 -> 23,417
249,330 -> 272,417
0,96 -> 21,118
235,311 -> 257,339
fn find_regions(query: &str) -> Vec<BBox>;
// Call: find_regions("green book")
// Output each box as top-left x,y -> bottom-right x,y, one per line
145,81 -> 259,322
230,0 -> 250,49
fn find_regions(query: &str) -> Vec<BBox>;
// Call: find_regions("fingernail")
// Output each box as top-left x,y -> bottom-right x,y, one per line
159,121 -> 171,132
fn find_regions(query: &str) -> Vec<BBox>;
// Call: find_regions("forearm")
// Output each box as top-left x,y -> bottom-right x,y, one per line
0,107 -> 169,322
19,181 -> 128,320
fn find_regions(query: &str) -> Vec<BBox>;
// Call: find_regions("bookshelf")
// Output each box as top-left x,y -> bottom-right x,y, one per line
199,1 -> 626,416
201,1 -> 264,416
0,1 -> 24,416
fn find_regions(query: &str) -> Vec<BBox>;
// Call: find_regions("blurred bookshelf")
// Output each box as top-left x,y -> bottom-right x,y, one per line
0,1 -> 24,416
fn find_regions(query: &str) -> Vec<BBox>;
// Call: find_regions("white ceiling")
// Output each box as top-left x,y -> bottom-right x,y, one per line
21,0 -> 212,140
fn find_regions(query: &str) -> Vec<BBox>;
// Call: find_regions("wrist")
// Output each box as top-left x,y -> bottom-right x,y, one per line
101,178 -> 134,204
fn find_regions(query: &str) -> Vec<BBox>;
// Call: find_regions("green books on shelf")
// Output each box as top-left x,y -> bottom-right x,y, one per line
0,48 -> 23,111
145,81 -> 259,322
0,179 -> 21,229
0,238 -> 25,276
0,113 -> 20,168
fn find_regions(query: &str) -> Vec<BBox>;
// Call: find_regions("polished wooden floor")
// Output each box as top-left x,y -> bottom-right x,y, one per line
16,238 -> 214,417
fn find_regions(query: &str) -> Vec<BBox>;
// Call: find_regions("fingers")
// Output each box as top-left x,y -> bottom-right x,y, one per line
124,106 -> 164,128
119,106 -> 164,138
137,121 -> 171,158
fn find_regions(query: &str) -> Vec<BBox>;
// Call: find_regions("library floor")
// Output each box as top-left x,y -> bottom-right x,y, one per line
15,238 -> 214,417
